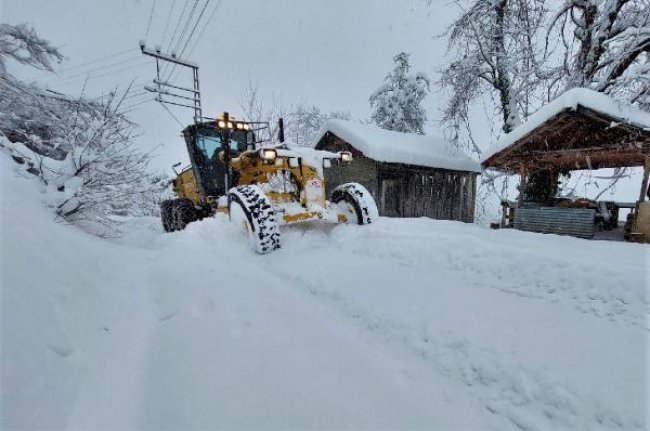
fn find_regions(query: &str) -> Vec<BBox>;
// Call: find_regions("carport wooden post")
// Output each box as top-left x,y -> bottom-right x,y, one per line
518,165 -> 528,206
639,157 -> 650,203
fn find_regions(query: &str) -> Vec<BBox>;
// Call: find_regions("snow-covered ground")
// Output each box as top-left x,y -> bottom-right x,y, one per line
2,155 -> 648,430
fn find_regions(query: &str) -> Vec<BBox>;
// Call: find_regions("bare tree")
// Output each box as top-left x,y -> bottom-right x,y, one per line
240,82 -> 289,145
240,82 -> 351,147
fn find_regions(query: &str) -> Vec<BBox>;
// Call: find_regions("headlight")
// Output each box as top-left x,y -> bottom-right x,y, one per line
260,148 -> 277,161
339,151 -> 353,163
217,120 -> 226,128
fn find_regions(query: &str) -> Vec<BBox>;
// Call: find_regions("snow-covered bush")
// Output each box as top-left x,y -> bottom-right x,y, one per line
369,52 -> 430,134
2,91 -> 171,234
1,23 -> 171,235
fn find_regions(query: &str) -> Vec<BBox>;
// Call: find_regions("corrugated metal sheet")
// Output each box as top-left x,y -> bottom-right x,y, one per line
514,207 -> 595,239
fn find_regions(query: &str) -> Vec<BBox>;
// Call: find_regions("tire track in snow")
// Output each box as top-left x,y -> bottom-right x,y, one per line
135,243 -> 495,428
329,219 -> 648,329
262,226 -> 644,431
116,217 -> 645,430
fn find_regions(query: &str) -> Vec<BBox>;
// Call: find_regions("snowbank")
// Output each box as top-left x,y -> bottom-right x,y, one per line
484,88 -> 650,162
314,119 -> 481,173
1,152 -> 647,430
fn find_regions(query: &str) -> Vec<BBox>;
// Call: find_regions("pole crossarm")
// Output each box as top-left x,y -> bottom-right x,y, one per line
140,43 -> 202,122
140,44 -> 198,69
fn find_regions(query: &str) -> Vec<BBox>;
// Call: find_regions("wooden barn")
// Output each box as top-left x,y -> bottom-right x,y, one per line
314,120 -> 480,222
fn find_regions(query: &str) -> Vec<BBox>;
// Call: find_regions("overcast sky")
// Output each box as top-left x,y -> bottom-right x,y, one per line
3,0 -> 454,172
3,0 -> 643,201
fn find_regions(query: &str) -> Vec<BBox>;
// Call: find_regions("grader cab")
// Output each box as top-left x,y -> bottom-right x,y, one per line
161,113 -> 378,253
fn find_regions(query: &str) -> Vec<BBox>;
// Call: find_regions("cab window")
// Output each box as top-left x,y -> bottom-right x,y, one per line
197,135 -> 221,159
196,132 -> 250,159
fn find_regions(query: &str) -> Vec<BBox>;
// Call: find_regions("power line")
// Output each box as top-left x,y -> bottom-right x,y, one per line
158,101 -> 185,127
166,0 -> 207,82
48,62 -> 150,86
166,0 -> 190,54
54,48 -> 137,74
185,0 -> 221,58
86,80 -> 148,101
168,0 -> 220,84
162,0 -> 191,77
49,55 -> 142,83
177,0 -> 210,59
123,90 -> 151,101
122,97 -> 157,113
144,0 -> 157,43
161,0 -> 177,47
173,0 -> 200,53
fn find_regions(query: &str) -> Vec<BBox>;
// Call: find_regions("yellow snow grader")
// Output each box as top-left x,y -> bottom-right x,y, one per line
160,112 -> 378,253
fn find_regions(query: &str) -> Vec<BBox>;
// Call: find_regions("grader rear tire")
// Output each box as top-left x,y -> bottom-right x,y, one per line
160,200 -> 174,232
161,198 -> 197,232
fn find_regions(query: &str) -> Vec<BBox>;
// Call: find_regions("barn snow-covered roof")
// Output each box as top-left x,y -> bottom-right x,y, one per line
482,88 -> 650,168
313,120 -> 481,173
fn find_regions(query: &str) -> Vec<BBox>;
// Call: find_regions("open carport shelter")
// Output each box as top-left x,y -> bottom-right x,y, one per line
482,88 -> 650,242
314,120 -> 480,222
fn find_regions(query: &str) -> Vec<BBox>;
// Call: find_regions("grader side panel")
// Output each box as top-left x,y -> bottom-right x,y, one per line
174,168 -> 201,205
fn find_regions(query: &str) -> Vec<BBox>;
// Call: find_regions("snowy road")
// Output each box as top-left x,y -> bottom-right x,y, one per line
2,159 -> 648,430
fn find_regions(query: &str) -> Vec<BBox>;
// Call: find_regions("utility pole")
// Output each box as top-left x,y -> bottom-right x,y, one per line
140,42 -> 202,123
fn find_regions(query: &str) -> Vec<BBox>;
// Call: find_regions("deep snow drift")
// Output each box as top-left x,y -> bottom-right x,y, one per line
1,155 -> 648,430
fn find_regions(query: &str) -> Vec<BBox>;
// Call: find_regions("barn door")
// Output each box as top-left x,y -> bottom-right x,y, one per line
380,178 -> 402,217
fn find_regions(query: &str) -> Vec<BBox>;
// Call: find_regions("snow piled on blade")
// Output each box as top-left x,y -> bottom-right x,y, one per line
1,152 -> 647,430
314,119 -> 481,173
483,88 -> 650,162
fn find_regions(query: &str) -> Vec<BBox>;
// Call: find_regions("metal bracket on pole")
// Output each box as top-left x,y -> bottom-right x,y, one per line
140,42 -> 202,123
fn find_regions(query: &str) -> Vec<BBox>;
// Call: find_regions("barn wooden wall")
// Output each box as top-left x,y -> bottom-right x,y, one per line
324,157 -> 378,198
378,164 -> 476,222
317,134 -> 477,223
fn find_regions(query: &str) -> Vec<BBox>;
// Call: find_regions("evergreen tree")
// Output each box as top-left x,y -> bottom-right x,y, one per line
369,52 -> 430,134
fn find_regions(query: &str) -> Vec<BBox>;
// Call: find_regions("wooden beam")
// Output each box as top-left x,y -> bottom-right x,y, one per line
485,108 -> 650,172
518,165 -> 527,206
525,143 -> 644,157
640,157 -> 650,203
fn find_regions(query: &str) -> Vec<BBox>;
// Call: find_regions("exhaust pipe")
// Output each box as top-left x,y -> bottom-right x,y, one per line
278,117 -> 285,143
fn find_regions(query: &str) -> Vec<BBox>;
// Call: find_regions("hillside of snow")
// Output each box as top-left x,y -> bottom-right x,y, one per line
1,154 -> 648,430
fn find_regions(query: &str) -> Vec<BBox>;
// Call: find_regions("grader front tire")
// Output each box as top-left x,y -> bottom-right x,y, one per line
331,183 -> 379,225
228,185 -> 281,254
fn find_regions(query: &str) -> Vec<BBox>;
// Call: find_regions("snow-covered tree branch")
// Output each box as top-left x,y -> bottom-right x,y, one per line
0,23 -> 63,77
548,0 -> 650,108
